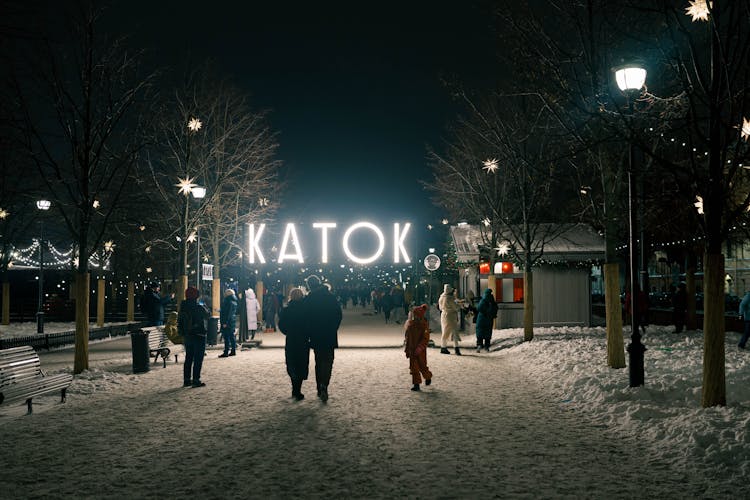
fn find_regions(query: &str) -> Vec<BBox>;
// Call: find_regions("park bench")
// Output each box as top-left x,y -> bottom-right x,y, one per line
0,345 -> 73,414
139,326 -> 177,367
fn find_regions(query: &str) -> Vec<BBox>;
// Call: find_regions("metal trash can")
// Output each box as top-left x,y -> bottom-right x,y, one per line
130,330 -> 150,374
207,316 -> 219,346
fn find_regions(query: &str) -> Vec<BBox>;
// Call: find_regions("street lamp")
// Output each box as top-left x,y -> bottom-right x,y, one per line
36,199 -> 51,333
615,63 -> 647,387
191,186 -> 206,290
177,117 -> 203,301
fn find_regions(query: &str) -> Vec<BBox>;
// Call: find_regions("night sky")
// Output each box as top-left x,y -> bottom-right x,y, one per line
104,1 -> 501,228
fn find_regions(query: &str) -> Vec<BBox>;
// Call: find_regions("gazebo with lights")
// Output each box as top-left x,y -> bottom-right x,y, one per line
451,223 -> 605,328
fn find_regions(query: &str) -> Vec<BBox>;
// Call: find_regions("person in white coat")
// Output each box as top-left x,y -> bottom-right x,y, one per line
245,288 -> 260,340
438,284 -> 461,355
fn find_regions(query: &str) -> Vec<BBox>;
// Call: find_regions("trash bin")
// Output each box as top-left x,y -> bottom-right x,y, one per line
131,330 -> 150,374
207,316 -> 219,346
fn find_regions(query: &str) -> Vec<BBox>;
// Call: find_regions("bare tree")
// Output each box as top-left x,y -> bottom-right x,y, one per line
425,91 -> 573,341
11,3 -> 156,373
144,70 -> 282,314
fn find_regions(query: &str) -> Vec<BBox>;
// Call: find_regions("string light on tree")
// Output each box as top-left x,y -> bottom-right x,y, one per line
482,217 -> 491,227
0,208 -> 8,219
495,242 -> 510,256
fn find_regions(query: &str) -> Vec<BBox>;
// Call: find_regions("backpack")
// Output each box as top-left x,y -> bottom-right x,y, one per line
180,303 -> 207,337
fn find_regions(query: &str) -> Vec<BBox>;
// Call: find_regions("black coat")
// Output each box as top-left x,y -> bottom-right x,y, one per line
220,294 -> 239,333
141,289 -> 172,325
304,287 -> 342,350
278,299 -> 310,380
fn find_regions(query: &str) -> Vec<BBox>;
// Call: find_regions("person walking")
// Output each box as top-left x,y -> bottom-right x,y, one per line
219,289 -> 239,358
178,286 -> 210,388
738,289 -> 750,350
404,304 -> 432,391
382,292 -> 394,324
140,282 -> 174,327
263,289 -> 279,332
624,284 -> 650,335
278,287 -> 310,400
245,287 -> 260,340
438,284 -> 461,355
672,282 -> 688,334
475,288 -> 498,352
303,275 -> 342,403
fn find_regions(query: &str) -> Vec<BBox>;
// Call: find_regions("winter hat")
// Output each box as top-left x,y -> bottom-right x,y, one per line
185,286 -> 200,300
224,289 -> 235,297
483,288 -> 493,297
413,304 -> 428,319
443,284 -> 453,294
306,274 -> 322,290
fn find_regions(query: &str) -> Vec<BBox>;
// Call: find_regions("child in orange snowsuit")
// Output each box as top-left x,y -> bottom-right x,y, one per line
404,304 -> 433,391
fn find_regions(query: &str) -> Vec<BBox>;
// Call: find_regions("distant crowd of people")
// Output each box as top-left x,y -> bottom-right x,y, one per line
141,277 -> 501,396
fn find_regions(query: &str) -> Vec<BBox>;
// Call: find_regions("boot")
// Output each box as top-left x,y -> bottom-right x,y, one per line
291,379 -> 304,401
455,347 -> 462,356
440,348 -> 450,354
218,352 -> 229,358
318,384 -> 328,403
229,349 -> 236,356
411,384 -> 420,391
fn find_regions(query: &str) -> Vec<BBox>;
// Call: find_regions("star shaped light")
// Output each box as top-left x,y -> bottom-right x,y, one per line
176,176 -> 197,195
441,218 -> 449,225
0,208 -> 8,219
741,117 -> 750,141
146,267 -> 152,273
103,240 -> 115,253
482,217 -> 491,227
92,199 -> 100,209
187,231 -> 197,243
694,195 -> 704,215
259,197 -> 269,207
187,117 -> 202,132
495,243 -> 510,256
482,158 -> 499,173
685,0 -> 710,22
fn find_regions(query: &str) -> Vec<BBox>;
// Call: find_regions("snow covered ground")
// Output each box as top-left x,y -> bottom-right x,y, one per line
0,308 -> 748,498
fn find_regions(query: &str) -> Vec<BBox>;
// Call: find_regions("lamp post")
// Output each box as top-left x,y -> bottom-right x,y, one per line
191,185 -> 206,291
36,199 -> 51,333
177,117 -> 203,302
615,63 -> 647,387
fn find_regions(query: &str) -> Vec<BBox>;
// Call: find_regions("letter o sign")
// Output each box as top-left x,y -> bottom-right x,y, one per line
342,222 -> 385,264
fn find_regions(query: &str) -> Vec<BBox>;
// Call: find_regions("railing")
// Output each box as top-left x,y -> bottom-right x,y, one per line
0,322 -> 143,351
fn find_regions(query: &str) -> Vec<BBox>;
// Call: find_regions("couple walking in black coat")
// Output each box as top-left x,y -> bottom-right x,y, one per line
278,275 -> 342,402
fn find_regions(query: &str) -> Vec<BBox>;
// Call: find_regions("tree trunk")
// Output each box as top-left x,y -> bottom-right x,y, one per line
127,281 -> 135,322
2,281 -> 9,325
212,277 -> 221,317
73,272 -> 90,374
523,271 -> 534,341
96,277 -> 105,327
701,253 -> 726,407
604,262 -> 626,368
487,274 -> 497,328
256,281 -> 265,324
177,275 -> 188,311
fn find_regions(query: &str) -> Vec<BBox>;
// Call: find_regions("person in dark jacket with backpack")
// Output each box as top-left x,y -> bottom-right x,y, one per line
219,289 -> 239,358
303,275 -> 342,403
178,286 -> 210,387
475,288 -> 498,352
278,287 -> 310,400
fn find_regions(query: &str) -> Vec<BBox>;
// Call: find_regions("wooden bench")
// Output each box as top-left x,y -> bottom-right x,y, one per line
0,345 -> 73,415
138,326 -> 176,367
